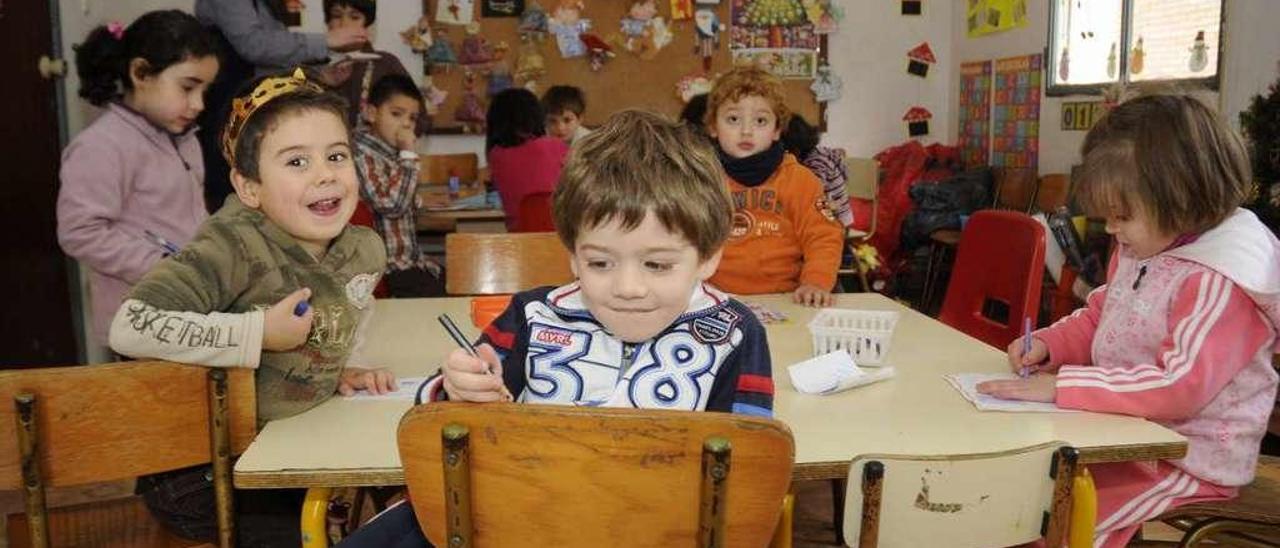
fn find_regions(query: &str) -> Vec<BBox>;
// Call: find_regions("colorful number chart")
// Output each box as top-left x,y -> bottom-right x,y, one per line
959,60 -> 991,168
992,53 -> 1041,170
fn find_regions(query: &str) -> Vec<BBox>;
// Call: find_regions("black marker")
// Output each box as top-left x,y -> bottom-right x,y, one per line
437,314 -> 513,401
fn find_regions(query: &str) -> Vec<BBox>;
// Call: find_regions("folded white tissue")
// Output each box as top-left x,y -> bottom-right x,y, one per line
787,350 -> 896,395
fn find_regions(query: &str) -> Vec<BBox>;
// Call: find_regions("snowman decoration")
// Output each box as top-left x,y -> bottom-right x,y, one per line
1188,30 -> 1209,73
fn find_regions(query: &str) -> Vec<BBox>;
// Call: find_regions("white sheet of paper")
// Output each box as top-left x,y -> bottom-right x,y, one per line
789,350 -> 895,395
944,373 -> 1078,413
341,376 -> 429,401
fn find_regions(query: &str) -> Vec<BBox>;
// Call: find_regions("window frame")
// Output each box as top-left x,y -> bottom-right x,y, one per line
1045,0 -> 1226,97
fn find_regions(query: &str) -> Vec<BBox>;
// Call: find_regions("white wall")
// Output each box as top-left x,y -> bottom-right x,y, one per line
949,0 -> 1280,176
823,0 -> 954,157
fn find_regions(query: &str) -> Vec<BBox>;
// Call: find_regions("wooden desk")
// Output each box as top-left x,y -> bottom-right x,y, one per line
415,208 -> 506,234
234,293 -> 1185,489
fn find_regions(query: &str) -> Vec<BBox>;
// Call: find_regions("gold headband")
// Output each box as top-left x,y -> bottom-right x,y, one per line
221,68 -> 325,163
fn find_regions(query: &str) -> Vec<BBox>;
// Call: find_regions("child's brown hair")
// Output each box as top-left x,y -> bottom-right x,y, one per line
553,109 -> 731,260
1075,93 -> 1251,235
703,65 -> 790,131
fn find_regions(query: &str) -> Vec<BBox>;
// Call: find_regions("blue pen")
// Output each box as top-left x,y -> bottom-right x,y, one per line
293,300 -> 310,317
143,230 -> 181,255
1018,316 -> 1034,378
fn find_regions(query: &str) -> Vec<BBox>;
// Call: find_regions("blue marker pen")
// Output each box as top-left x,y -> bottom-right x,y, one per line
143,230 -> 181,255
1018,316 -> 1034,378
293,300 -> 310,317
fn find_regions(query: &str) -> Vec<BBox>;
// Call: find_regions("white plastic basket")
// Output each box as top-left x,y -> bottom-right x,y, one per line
808,309 -> 900,366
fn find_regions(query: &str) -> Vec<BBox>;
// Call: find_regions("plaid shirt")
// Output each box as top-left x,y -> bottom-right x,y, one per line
352,130 -> 439,273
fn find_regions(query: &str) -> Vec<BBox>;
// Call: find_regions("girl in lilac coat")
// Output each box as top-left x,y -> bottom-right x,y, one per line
57,11 -> 219,349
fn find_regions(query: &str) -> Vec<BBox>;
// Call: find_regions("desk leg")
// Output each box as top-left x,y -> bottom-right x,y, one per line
1069,466 -> 1096,548
301,487 -> 332,548
770,492 -> 794,548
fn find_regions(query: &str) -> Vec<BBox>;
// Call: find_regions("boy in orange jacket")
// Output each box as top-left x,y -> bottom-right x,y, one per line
703,66 -> 843,306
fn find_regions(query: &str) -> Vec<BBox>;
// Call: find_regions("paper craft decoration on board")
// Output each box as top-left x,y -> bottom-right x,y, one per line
549,0 -> 591,58
906,42 -> 935,77
730,0 -> 819,50
904,106 -> 932,137
670,0 -> 694,20
810,65 -> 841,102
992,53 -> 1041,170
959,60 -> 991,168
436,0 -> 476,26
694,8 -> 724,70
967,0 -> 1028,38
482,0 -> 524,17
731,48 -> 816,79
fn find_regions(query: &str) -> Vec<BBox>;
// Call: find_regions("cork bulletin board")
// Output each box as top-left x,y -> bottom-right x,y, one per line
418,0 -> 826,134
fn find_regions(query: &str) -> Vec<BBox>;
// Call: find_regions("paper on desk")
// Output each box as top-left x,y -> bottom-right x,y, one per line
341,376 -> 429,401
328,51 -> 381,64
944,373 -> 1078,413
789,350 -> 895,395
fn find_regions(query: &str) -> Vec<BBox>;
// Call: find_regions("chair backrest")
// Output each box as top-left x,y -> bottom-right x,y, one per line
420,152 -> 480,185
938,210 -> 1046,349
844,443 -> 1077,548
845,157 -> 879,201
398,403 -> 795,547
1034,173 -> 1072,213
514,192 -> 555,232
0,361 -> 256,548
444,232 -> 575,295
993,168 -> 1038,213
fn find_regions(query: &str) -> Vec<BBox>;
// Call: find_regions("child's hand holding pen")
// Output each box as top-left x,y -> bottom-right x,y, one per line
1008,330 -> 1050,377
438,314 -> 514,402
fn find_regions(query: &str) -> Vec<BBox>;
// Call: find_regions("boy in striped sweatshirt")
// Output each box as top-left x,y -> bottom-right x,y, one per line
979,94 -> 1280,548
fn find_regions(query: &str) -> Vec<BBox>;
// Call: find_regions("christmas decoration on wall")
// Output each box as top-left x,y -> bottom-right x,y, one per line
620,1 -> 656,52
483,0 -> 524,17
801,0 -> 841,34
901,0 -> 921,16
1240,71 -> 1280,232
580,33 -> 616,70
401,16 -> 433,52
458,23 -> 495,65
694,7 -> 724,71
903,106 -> 932,137
731,49 -> 815,79
1188,30 -> 1209,72
436,0 -> 476,26
966,0 -> 1027,37
454,69 -> 487,133
519,0 -> 550,41
425,29 -> 458,72
906,42 -> 935,78
676,73 -> 713,103
421,77 -> 449,116
1057,46 -> 1069,81
549,0 -> 590,58
515,35 -> 547,84
810,64 -> 841,102
670,0 -> 693,20
1129,36 -> 1145,75
487,62 -> 515,96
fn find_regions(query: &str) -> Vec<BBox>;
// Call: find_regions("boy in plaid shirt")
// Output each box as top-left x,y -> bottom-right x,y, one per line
353,74 -> 444,297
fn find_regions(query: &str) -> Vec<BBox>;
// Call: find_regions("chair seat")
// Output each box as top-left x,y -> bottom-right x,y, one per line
929,229 -> 962,246
1157,455 -> 1280,525
847,228 -> 870,240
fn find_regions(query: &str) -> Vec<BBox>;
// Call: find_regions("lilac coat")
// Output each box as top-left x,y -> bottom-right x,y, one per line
57,103 -> 208,346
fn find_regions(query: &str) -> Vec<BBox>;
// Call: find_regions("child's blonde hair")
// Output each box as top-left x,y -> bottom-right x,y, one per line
1076,93 -> 1251,235
553,109 -> 731,259
703,65 -> 790,131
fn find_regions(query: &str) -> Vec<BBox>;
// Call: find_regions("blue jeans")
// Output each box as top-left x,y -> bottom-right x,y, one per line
337,500 -> 432,548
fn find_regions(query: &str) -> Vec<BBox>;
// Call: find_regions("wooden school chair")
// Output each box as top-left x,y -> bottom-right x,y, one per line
937,210 -> 1046,349
0,361 -> 256,548
1135,454 -> 1280,546
842,443 -> 1078,548
444,232 -> 574,295
398,402 -> 795,547
836,157 -> 880,292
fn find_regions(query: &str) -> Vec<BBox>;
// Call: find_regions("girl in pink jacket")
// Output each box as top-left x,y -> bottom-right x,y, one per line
979,94 -> 1280,548
57,11 -> 219,349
